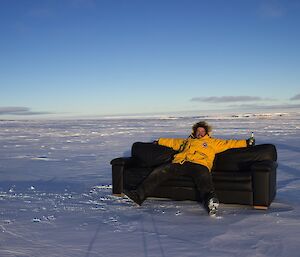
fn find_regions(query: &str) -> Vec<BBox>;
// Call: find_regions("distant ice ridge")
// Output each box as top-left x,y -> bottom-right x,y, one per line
98,111 -> 298,121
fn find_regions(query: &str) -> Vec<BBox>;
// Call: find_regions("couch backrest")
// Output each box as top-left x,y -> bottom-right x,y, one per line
131,142 -> 277,172
212,144 -> 277,172
131,142 -> 177,167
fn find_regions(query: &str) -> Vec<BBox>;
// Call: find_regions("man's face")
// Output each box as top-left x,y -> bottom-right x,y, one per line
195,127 -> 206,138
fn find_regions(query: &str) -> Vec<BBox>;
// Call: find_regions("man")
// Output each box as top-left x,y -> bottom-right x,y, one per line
124,121 -> 255,216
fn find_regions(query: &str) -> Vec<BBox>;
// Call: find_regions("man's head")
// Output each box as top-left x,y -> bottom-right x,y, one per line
192,121 -> 212,138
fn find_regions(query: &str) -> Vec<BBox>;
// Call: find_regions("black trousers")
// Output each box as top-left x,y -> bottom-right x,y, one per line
137,161 -> 215,201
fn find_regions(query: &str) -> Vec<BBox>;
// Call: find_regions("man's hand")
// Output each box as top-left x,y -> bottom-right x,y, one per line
246,137 -> 255,147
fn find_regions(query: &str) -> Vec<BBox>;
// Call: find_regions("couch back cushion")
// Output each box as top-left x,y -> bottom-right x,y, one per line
212,144 -> 277,172
132,142 -> 177,167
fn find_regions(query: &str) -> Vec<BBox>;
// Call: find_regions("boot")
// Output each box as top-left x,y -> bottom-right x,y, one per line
203,192 -> 219,216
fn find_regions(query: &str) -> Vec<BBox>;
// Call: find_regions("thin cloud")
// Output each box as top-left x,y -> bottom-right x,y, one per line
290,94 -> 300,100
190,96 -> 264,103
0,107 -> 52,116
228,103 -> 300,109
27,8 -> 53,18
67,0 -> 96,8
258,0 -> 287,18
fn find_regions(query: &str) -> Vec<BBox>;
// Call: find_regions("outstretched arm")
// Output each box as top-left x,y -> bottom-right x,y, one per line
213,138 -> 247,154
158,138 -> 186,151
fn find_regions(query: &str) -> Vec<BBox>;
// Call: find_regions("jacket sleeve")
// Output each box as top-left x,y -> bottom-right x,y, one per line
158,138 -> 185,151
213,138 -> 247,154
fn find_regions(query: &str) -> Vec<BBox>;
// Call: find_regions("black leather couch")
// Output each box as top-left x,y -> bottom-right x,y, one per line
111,142 -> 277,209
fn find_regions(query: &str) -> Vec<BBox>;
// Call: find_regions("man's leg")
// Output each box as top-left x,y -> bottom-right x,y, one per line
180,162 -> 219,215
179,162 -> 214,198
124,163 -> 179,205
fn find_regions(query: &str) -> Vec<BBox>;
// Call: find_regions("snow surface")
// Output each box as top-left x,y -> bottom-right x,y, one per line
1,113 -> 300,257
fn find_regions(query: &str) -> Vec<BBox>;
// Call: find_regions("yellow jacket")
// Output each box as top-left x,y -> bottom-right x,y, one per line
158,135 -> 247,171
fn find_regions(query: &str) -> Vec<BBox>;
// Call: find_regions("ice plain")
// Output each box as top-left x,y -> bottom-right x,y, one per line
0,113 -> 300,257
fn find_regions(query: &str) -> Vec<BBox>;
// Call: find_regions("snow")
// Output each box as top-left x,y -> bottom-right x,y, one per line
0,113 -> 300,257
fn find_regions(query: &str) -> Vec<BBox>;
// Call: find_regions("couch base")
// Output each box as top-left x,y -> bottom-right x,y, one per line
215,190 -> 253,206
253,205 -> 268,210
117,191 -> 270,209
121,185 -> 256,206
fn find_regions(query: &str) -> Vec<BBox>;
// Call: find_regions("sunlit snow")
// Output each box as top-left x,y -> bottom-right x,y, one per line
0,113 -> 300,257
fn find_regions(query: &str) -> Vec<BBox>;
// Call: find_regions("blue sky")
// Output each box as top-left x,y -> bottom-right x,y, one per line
1,0 -> 300,119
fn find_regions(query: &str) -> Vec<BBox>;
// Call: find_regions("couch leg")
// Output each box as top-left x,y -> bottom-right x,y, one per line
254,205 -> 268,210
113,193 -> 124,197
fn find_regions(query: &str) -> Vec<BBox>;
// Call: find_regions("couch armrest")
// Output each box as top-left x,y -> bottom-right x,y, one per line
250,160 -> 278,172
250,161 -> 277,207
111,157 -> 145,195
111,157 -> 135,167
111,161 -> 124,195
